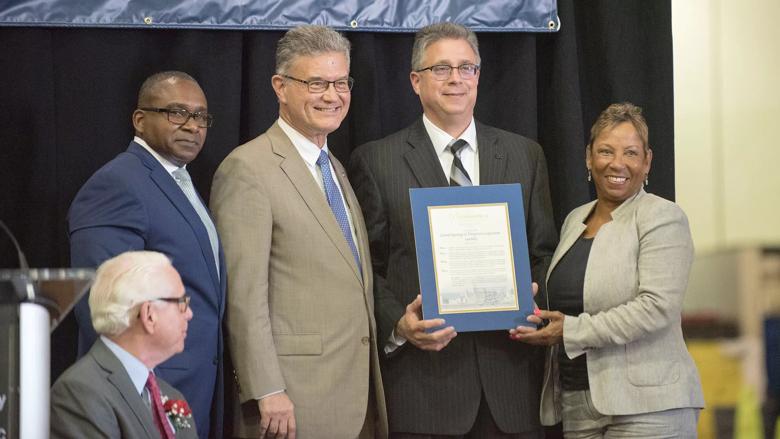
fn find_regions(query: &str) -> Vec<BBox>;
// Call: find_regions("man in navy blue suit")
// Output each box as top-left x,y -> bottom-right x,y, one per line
68,71 -> 225,438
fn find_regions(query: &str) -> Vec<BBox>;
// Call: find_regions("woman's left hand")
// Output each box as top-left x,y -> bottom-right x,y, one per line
509,310 -> 565,346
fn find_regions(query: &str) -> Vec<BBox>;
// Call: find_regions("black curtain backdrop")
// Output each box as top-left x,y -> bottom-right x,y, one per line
0,0 -> 673,402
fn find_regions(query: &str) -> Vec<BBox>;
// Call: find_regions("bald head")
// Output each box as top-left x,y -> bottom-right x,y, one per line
137,70 -> 199,107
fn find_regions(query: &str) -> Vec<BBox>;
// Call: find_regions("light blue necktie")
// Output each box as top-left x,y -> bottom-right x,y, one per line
172,167 -> 220,278
316,150 -> 361,270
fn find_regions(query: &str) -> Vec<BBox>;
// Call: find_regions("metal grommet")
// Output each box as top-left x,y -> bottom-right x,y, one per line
350,19 -> 358,29
144,16 -> 153,25
548,20 -> 556,30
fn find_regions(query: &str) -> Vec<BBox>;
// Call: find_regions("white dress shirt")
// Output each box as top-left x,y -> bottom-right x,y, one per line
422,114 -> 480,185
134,136 -> 181,176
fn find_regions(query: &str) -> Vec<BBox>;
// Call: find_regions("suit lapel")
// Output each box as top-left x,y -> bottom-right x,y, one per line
128,142 -> 222,303
403,119 -> 449,188
91,339 -> 157,439
550,190 -> 643,280
267,123 -> 362,283
476,122 -> 508,185
546,201 -> 595,284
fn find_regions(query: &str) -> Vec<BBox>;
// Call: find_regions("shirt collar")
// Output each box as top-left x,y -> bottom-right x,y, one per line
277,117 -> 330,167
101,335 -> 152,396
422,115 -> 477,156
134,136 -> 183,175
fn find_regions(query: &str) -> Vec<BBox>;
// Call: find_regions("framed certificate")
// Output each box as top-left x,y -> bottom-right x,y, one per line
409,184 -> 535,332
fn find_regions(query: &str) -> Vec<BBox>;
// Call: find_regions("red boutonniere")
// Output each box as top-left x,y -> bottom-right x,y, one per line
162,396 -> 193,431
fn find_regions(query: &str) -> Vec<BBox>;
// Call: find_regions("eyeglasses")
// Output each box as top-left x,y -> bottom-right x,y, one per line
139,107 -> 214,128
282,75 -> 354,93
415,63 -> 480,81
153,295 -> 191,313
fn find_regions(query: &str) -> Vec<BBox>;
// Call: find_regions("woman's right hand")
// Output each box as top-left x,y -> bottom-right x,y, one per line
509,310 -> 565,346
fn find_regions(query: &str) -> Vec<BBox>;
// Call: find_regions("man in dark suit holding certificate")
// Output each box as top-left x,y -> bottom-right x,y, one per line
349,22 -> 558,438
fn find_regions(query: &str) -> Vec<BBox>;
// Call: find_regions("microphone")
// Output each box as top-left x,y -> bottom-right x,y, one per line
0,219 -> 30,269
0,219 -> 39,303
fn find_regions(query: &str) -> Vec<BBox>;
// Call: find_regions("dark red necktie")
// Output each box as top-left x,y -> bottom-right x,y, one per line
146,371 -> 176,439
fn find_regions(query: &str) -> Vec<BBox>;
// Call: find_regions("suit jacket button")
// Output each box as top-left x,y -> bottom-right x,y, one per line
361,336 -> 370,345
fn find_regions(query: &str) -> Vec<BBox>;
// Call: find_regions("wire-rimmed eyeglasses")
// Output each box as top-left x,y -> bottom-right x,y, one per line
415,63 -> 480,81
282,75 -> 354,93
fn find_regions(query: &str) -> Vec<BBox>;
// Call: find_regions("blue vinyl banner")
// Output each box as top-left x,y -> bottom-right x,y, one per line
0,0 -> 559,32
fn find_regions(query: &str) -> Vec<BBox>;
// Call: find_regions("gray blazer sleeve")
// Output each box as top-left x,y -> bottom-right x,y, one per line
563,200 -> 694,358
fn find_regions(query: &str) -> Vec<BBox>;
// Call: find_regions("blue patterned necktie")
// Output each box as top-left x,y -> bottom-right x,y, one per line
449,139 -> 472,187
316,150 -> 361,270
172,167 -> 220,278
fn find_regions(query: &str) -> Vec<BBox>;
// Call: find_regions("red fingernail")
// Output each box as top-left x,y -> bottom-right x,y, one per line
533,308 -> 541,316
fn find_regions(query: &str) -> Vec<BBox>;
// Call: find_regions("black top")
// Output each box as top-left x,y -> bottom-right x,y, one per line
547,235 -> 593,391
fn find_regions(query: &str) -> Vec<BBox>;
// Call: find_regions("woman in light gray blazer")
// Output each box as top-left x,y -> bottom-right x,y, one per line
512,102 -> 704,438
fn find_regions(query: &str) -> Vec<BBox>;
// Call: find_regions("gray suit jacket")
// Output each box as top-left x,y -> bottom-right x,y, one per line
210,122 -> 388,439
540,190 -> 705,425
50,339 -> 198,439
349,118 -> 558,434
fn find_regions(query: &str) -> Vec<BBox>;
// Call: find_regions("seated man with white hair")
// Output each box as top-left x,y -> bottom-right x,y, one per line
51,250 -> 198,439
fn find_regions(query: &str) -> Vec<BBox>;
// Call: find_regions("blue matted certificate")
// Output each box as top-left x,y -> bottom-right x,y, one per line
409,184 -> 535,332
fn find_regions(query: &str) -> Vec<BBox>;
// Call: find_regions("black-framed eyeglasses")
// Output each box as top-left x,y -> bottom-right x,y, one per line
139,107 -> 214,128
415,63 -> 480,81
154,295 -> 191,313
282,75 -> 354,93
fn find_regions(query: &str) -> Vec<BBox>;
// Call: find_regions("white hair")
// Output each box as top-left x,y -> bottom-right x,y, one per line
89,251 -> 173,336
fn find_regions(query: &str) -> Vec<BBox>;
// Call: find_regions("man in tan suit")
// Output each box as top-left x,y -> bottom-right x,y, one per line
210,25 -> 387,439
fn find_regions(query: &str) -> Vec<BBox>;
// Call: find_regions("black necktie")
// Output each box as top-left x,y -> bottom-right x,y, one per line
449,139 -> 472,186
